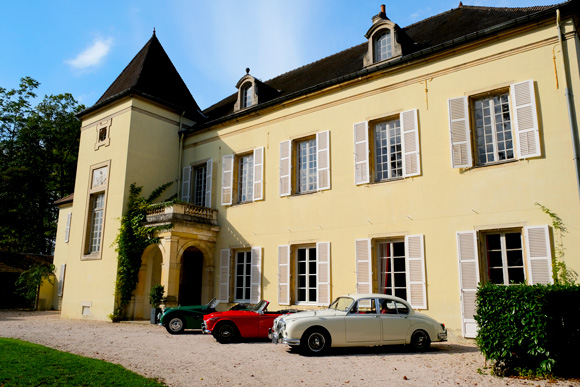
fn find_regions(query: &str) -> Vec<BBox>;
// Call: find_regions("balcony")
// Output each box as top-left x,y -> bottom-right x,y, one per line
145,202 -> 218,227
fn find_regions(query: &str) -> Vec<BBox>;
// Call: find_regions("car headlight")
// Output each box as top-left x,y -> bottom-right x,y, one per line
209,317 -> 220,322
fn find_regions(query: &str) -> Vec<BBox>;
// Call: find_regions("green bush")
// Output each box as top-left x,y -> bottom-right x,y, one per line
475,283 -> 580,377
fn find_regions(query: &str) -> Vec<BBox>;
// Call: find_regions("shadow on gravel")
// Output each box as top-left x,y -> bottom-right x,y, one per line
286,343 -> 480,357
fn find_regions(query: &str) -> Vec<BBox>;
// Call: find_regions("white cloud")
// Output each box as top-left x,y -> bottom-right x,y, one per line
66,37 -> 114,70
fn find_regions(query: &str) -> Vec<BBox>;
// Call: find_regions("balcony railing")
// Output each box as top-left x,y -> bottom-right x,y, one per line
145,202 -> 218,226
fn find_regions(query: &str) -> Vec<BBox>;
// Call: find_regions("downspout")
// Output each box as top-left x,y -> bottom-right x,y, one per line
557,9 -> 580,200
176,111 -> 185,201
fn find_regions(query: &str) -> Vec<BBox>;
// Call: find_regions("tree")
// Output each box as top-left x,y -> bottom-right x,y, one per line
0,77 -> 84,254
15,264 -> 55,310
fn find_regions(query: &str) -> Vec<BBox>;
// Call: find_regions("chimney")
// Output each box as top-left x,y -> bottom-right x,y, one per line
381,4 -> 386,14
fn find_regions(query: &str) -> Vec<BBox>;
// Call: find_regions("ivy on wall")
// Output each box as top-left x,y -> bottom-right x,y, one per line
109,182 -> 173,322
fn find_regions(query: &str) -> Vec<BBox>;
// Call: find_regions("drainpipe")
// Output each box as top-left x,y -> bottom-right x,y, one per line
177,111 -> 185,200
556,9 -> 580,200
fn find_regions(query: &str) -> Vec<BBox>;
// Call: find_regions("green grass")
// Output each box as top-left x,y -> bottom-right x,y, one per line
0,338 -> 166,386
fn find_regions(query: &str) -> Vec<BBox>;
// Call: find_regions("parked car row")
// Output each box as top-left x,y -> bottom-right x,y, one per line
159,293 -> 447,355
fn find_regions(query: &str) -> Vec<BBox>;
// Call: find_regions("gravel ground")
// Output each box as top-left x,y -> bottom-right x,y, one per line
1,310 -> 578,387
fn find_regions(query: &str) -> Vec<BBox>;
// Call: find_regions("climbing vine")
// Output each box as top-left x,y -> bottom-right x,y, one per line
109,182 -> 173,321
535,202 -> 577,285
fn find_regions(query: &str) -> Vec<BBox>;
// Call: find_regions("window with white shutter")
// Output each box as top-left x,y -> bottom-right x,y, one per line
355,239 -> 372,294
316,131 -> 331,191
456,231 -> 479,338
316,242 -> 331,306
205,159 -> 212,208
221,155 -> 234,206
405,235 -> 426,309
64,213 -> 72,243
524,225 -> 553,284
181,166 -> 192,203
353,122 -> 370,185
250,247 -> 262,303
219,249 -> 230,303
278,245 -> 290,305
253,147 -> 264,201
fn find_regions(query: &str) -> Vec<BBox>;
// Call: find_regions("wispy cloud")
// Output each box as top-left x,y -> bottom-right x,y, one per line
66,37 -> 114,70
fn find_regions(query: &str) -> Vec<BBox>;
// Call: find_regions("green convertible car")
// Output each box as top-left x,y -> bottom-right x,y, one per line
159,298 -> 251,334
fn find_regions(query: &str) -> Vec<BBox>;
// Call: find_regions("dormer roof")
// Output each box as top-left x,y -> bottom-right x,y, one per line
78,32 -> 205,122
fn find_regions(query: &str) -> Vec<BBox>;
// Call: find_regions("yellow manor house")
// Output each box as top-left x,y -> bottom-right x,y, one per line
51,1 -> 580,338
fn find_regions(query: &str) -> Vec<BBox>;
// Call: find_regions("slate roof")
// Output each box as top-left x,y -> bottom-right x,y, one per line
79,32 -> 205,121
199,1 -> 574,127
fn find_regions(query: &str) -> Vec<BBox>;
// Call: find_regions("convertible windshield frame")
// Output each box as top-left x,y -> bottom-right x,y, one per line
329,297 -> 354,312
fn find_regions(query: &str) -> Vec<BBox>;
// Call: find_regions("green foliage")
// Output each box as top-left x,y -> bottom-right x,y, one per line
0,77 -> 84,254
14,264 -> 55,310
149,284 -> 165,308
475,283 -> 580,377
535,202 -> 577,285
112,182 -> 173,320
0,338 -> 166,386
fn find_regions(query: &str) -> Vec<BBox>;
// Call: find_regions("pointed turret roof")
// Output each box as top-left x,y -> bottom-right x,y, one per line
79,32 -> 204,122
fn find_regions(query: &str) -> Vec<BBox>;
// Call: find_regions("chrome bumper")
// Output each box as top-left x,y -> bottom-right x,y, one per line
200,321 -> 211,335
438,329 -> 448,341
268,328 -> 300,346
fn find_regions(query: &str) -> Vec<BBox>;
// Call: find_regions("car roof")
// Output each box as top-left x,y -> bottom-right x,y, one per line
342,293 -> 410,304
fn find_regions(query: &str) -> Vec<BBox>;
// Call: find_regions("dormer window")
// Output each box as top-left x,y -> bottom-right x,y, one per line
234,69 -> 258,112
363,5 -> 403,68
242,83 -> 253,108
374,30 -> 392,62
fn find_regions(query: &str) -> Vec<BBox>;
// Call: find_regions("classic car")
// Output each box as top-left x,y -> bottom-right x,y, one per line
160,298 -> 221,334
269,293 -> 447,355
202,300 -> 297,343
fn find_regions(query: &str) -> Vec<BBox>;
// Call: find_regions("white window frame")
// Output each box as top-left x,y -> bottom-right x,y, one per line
374,30 -> 392,62
82,161 -> 110,260
234,251 -> 252,302
183,159 -> 213,207
222,148 -> 264,206
482,231 -> 525,285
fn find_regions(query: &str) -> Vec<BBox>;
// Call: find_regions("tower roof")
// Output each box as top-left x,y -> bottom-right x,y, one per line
79,32 -> 204,121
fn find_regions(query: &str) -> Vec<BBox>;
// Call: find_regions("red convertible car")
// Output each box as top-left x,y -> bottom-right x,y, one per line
202,300 -> 296,343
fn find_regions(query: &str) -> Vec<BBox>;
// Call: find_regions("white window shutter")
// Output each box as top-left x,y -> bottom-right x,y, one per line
205,159 -> 213,208
250,247 -> 262,303
181,166 -> 192,203
57,264 -> 66,297
221,155 -> 234,206
219,249 -> 231,303
278,245 -> 290,305
279,141 -> 292,196
253,147 -> 264,201
353,122 -> 370,185
511,80 -> 541,159
316,131 -> 331,191
524,225 -> 553,285
64,213 -> 72,242
456,231 -> 479,338
405,235 -> 426,309
316,242 -> 331,306
401,109 -> 421,177
448,97 -> 472,168
355,239 -> 372,294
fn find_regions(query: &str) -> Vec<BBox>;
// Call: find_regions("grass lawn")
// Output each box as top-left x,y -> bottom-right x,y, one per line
0,338 -> 166,386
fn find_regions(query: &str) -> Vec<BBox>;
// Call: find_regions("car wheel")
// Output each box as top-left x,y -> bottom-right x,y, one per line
214,322 -> 237,344
410,330 -> 431,351
301,329 -> 330,355
165,315 -> 185,334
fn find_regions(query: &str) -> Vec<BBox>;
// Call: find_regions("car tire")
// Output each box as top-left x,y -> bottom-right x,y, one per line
214,322 -> 237,344
410,330 -> 431,351
165,315 -> 185,334
300,329 -> 331,356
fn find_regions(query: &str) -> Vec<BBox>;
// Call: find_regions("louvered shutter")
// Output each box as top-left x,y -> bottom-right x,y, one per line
456,231 -> 479,338
353,122 -> 370,185
64,213 -> 72,242
279,141 -> 291,196
218,249 -> 230,302
355,239 -> 372,294
316,242 -> 331,306
221,155 -> 234,205
511,80 -> 541,159
205,159 -> 212,208
405,235 -> 426,309
448,97 -> 472,168
181,166 -> 192,203
524,225 -> 553,284
278,245 -> 290,305
316,131 -> 330,191
401,109 -> 421,177
57,264 -> 66,297
253,147 -> 264,201
250,247 -> 262,303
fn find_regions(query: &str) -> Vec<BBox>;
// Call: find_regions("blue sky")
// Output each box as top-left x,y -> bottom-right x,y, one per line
0,0 -> 559,111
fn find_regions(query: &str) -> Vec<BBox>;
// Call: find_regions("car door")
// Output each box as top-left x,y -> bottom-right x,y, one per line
345,298 -> 381,343
379,299 -> 412,344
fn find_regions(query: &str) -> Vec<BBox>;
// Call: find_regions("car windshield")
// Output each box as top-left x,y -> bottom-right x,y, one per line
251,300 -> 268,312
328,297 -> 354,312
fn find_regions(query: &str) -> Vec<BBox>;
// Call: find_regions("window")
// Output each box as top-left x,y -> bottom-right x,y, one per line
242,84 -> 253,108
182,159 -> 213,208
456,225 -> 553,338
218,247 -> 262,303
221,148 -> 263,205
448,79 -> 540,168
83,162 -> 109,259
88,193 -> 104,253
64,213 -> 72,243
234,251 -> 252,301
95,119 -> 111,150
354,109 -> 420,185
374,31 -> 392,62
279,131 -> 330,196
277,242 -> 330,306
355,235 -> 426,309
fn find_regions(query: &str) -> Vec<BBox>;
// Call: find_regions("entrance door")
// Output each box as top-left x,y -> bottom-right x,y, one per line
179,248 -> 203,305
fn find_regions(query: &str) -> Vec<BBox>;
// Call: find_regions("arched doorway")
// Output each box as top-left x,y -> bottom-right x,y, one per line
179,247 -> 204,305
132,245 -> 162,320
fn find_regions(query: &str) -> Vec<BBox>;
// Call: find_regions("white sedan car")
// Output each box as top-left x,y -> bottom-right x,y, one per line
269,293 -> 447,355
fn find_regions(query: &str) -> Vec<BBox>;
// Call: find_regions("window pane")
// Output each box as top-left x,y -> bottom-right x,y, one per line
488,251 -> 503,267
238,154 -> 254,203
474,93 -> 513,166
192,165 -> 207,206
506,250 -> 523,266
374,119 -> 401,181
489,268 -> 504,284
297,139 -> 317,193
507,268 -> 525,284
505,233 -> 521,249
486,234 -> 501,250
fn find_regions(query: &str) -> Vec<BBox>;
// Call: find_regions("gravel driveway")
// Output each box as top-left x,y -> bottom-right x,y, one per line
1,310 -> 577,387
